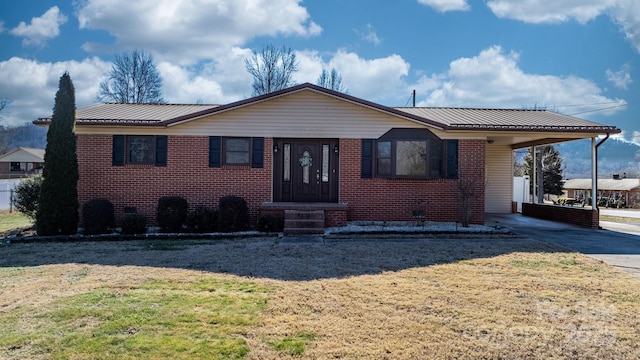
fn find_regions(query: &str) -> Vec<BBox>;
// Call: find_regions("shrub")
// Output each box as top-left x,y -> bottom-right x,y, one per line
12,175 -> 42,220
121,213 -> 147,234
185,206 -> 217,233
82,198 -> 115,235
218,196 -> 249,232
156,196 -> 189,233
257,215 -> 283,232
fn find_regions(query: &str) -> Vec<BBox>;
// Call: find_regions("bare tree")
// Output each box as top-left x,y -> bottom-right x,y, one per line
0,98 -> 8,113
0,98 -> 10,154
244,44 -> 298,96
317,68 -> 347,93
98,49 -> 165,103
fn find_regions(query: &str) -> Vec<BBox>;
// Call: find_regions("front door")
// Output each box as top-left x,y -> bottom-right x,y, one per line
273,139 -> 339,202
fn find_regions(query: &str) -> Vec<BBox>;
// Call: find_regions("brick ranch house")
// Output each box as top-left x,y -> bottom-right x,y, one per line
35,83 -> 620,231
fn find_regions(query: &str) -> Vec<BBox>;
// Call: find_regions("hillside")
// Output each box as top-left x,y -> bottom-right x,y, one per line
0,124 -> 47,154
557,138 -> 640,179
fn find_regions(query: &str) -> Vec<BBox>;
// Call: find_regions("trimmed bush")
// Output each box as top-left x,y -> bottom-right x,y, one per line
82,198 -> 115,235
218,196 -> 249,232
156,196 -> 189,233
257,215 -> 283,232
121,213 -> 147,234
185,206 -> 217,233
12,175 -> 42,220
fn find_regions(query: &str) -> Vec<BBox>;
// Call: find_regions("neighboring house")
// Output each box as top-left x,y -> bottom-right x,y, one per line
564,176 -> 640,208
0,147 -> 45,179
34,83 -> 620,230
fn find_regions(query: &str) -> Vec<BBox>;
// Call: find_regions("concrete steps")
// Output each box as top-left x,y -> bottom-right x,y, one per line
284,210 -> 325,235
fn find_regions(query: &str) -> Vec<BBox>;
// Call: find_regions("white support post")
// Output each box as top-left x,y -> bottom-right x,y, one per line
591,137 -> 598,209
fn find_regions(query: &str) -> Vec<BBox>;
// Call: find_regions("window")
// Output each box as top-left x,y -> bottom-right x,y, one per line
112,135 -> 167,167
362,128 -> 457,179
127,135 -> 155,164
10,162 -> 21,171
209,136 -> 264,168
224,138 -> 251,165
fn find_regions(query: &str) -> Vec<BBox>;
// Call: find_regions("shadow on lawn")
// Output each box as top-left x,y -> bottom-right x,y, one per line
0,235 -> 571,281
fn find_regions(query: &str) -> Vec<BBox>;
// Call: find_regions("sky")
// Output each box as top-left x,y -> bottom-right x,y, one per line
0,0 -> 638,144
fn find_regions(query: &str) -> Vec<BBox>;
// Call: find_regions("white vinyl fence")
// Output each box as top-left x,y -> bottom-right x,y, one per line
0,179 -> 22,211
512,176 -> 531,213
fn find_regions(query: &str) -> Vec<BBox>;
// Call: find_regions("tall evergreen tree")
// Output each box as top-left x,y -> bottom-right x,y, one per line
524,145 -> 565,199
36,72 -> 79,235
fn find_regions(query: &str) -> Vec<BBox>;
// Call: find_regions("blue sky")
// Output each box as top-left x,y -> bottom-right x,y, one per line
0,0 -> 638,143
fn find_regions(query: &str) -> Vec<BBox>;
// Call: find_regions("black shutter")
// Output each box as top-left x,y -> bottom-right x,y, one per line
361,139 -> 374,178
155,135 -> 168,167
112,135 -> 125,166
209,136 -> 221,167
251,137 -> 264,168
446,140 -> 458,179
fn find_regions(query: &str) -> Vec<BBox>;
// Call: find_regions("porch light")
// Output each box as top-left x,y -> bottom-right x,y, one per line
333,144 -> 339,154
273,144 -> 279,153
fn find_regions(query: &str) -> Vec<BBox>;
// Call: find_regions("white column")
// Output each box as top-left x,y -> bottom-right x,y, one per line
591,137 -> 597,209
531,146 -> 536,203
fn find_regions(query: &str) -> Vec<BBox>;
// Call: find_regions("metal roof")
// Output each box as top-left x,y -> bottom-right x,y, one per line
0,147 -> 45,162
564,178 -> 640,191
395,107 -> 618,132
37,103 -> 219,125
32,83 -> 620,135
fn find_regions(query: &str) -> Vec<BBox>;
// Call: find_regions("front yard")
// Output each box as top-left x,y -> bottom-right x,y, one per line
1,236 -> 639,359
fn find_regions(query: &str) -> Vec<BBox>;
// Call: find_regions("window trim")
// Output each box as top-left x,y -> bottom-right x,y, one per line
127,135 -> 156,165
222,137 -> 251,166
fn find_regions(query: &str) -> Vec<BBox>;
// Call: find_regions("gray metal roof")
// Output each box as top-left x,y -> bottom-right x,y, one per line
395,107 -> 616,132
564,178 -> 640,191
0,147 -> 45,162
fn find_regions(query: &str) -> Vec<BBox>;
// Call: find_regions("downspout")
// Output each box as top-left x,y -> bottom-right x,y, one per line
592,133 -> 610,210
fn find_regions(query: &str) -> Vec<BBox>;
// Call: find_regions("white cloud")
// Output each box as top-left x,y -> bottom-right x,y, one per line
77,0 -> 322,65
608,0 -> 640,53
418,46 -> 626,118
486,0 -> 611,24
0,57 -> 111,127
356,24 -> 382,46
606,64 -> 632,90
9,6 -> 67,47
417,0 -> 470,12
485,0 -> 640,53
633,131 -> 640,144
295,49 -> 410,103
158,47 -> 253,104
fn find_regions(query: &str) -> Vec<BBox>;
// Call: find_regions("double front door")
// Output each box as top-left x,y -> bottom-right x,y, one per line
273,139 -> 339,203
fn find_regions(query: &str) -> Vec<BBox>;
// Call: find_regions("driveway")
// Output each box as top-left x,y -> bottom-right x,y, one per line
486,213 -> 640,277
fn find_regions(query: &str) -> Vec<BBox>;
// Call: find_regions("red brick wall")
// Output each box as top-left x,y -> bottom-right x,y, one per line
338,138 -> 486,225
77,135 -> 272,226
77,135 -> 486,226
522,203 -> 599,228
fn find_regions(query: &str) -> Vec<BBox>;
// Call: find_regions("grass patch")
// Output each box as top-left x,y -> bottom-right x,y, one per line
270,333 -> 316,355
0,210 -> 32,233
0,276 -> 270,359
600,214 -> 640,225
1,239 -> 639,359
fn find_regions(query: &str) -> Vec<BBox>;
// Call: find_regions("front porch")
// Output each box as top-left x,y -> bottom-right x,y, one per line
259,202 -> 349,234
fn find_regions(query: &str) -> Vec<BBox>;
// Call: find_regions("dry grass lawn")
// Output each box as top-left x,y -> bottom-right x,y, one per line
1,236 -> 639,359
